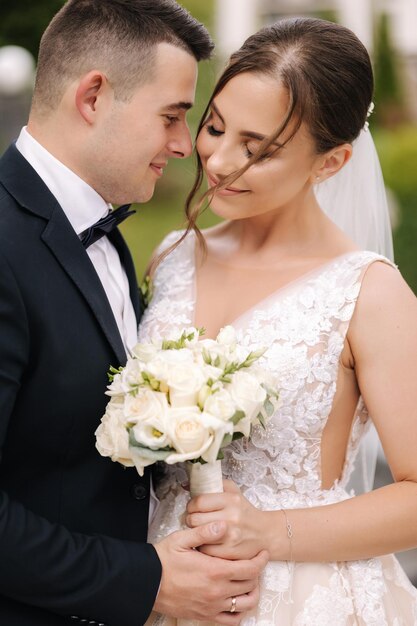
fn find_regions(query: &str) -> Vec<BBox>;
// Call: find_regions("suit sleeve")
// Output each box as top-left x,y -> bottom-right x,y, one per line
0,253 -> 162,625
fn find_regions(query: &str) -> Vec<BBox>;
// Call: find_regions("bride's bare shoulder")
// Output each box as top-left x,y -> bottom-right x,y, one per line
360,260 -> 415,306
349,259 -> 417,350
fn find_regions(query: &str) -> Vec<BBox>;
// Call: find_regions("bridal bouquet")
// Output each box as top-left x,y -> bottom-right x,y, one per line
95,326 -> 278,495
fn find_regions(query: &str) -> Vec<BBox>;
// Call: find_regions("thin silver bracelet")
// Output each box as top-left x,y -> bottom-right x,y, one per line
281,509 -> 293,562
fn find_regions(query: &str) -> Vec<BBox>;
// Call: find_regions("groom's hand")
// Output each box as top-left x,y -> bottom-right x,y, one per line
153,521 -> 268,624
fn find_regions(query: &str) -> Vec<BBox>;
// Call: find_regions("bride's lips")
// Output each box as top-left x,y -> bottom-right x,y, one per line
206,173 -> 249,196
150,162 -> 166,177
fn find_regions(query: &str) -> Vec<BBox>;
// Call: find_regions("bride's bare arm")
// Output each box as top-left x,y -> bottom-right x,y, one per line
186,261 -> 417,562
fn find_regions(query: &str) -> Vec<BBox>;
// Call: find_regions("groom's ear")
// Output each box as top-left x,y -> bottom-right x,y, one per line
75,71 -> 112,125
312,143 -> 353,183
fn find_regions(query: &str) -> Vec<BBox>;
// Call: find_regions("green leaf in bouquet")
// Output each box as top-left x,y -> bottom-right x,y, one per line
131,445 -> 172,461
221,433 -> 233,448
189,457 -> 207,465
107,364 -> 124,382
263,398 -> 276,418
241,348 -> 266,367
140,371 -> 161,392
140,275 -> 154,306
162,327 -> 203,350
162,333 -> 186,350
202,347 -> 212,365
232,432 -> 245,441
257,411 -> 267,430
230,410 -> 246,425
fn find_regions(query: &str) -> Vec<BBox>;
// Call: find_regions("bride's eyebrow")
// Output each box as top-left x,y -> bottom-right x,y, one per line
210,101 -> 225,124
211,101 -> 282,147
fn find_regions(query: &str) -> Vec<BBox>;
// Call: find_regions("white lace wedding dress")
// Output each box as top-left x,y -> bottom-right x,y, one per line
139,231 -> 417,626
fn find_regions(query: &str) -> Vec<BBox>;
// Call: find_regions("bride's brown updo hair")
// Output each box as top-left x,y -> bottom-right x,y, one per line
157,17 -> 374,265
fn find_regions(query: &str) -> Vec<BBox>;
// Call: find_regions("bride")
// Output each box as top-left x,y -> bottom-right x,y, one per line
140,17 -> 417,625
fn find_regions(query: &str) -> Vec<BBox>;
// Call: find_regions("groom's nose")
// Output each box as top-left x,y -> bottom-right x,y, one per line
167,122 -> 193,159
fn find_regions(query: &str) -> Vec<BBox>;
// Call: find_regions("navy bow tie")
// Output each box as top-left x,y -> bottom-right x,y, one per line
81,204 -> 135,249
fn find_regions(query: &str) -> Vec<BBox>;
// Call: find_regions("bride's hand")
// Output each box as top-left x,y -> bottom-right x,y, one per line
186,480 -> 267,560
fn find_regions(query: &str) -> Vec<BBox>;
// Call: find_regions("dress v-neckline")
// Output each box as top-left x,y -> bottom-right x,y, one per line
189,231 -> 362,335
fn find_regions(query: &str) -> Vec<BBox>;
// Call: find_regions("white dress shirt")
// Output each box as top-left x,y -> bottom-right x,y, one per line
16,126 -> 138,353
16,127 -> 158,519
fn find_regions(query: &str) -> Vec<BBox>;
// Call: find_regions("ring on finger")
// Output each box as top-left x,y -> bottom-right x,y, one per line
230,596 -> 237,613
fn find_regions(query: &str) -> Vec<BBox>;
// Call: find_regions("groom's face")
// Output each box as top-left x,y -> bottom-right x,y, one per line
89,43 -> 198,204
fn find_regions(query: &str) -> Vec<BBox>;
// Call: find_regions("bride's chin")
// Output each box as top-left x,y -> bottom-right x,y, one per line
207,199 -> 246,221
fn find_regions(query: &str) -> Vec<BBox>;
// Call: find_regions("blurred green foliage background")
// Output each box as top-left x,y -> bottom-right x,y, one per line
1,0 -> 416,290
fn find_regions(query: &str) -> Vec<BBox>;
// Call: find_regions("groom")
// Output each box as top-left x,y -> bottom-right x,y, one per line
0,1 -> 267,625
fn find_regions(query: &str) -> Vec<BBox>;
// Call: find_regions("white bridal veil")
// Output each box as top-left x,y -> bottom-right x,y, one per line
315,128 -> 394,261
314,128 -> 394,494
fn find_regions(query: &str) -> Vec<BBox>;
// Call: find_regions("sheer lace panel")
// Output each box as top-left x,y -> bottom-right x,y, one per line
139,230 -> 395,507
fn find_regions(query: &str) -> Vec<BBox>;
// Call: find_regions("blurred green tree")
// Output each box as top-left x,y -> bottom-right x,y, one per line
0,0 -> 64,57
373,13 -> 408,127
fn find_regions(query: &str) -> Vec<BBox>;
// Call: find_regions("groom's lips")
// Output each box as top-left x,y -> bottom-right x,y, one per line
150,162 -> 166,177
206,172 -> 249,196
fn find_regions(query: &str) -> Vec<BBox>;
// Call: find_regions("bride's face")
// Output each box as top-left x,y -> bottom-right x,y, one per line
196,72 -> 321,221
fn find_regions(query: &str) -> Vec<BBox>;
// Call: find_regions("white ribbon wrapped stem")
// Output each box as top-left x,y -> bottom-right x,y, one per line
186,460 -> 224,497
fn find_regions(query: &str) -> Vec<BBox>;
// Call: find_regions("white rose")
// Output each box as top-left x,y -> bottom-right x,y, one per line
131,342 -> 158,363
228,371 -> 267,436
165,407 -> 213,463
132,420 -> 170,449
216,325 -> 237,346
165,408 -> 233,465
95,400 -> 133,467
105,358 -> 144,397
182,327 -> 201,346
109,358 -> 144,396
147,348 -> 193,383
204,389 -> 236,421
124,389 -> 168,422
199,411 -> 234,464
105,371 -> 125,397
202,363 -> 224,381
126,390 -> 171,449
167,364 -> 205,408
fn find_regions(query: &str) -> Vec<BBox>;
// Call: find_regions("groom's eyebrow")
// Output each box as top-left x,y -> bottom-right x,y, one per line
165,101 -> 193,112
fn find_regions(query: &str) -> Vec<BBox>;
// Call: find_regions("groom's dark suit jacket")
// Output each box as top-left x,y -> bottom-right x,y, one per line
0,145 -> 161,626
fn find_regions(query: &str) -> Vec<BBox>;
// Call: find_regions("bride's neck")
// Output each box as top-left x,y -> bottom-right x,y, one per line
227,199 -> 330,262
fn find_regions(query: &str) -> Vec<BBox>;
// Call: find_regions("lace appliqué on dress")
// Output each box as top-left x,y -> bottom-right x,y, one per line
140,232 -> 417,625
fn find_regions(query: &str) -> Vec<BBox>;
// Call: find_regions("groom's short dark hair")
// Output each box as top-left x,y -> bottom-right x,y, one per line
32,0 -> 214,116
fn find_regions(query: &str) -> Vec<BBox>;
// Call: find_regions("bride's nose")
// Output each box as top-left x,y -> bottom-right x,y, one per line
206,142 -> 240,178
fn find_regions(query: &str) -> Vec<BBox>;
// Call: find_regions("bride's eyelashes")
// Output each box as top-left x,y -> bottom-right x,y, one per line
244,143 -> 275,162
205,122 -> 273,162
206,123 -> 223,137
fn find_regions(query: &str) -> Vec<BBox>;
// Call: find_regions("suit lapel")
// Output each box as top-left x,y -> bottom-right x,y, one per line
0,144 -> 127,365
41,209 -> 127,365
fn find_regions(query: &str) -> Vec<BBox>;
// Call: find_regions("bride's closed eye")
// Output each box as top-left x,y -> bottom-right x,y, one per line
206,123 -> 223,137
244,142 -> 275,161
